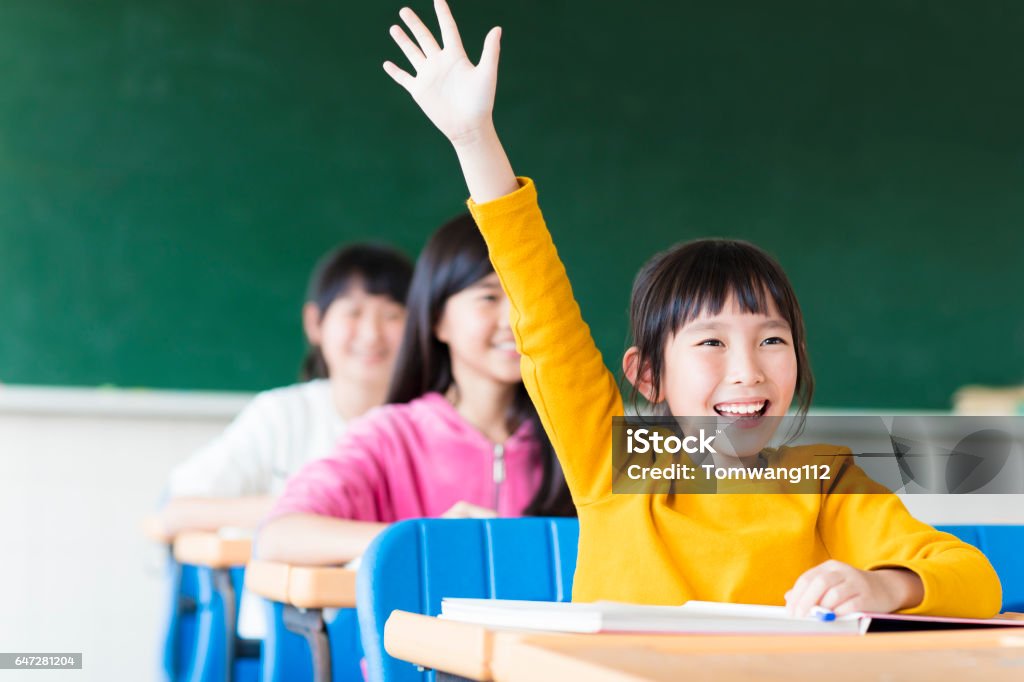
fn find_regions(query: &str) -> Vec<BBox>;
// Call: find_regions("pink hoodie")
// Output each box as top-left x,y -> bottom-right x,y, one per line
268,392 -> 544,522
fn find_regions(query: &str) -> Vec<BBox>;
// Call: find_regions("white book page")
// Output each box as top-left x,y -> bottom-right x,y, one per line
679,600 -> 864,621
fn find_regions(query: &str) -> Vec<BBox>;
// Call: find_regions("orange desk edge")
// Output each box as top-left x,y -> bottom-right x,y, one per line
245,559 -> 357,609
172,530 -> 252,569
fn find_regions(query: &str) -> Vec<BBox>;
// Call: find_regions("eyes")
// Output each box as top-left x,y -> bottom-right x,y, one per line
334,304 -> 405,321
697,336 -> 788,347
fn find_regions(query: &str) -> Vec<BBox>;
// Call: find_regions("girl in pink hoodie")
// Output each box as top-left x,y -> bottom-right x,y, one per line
257,214 -> 574,565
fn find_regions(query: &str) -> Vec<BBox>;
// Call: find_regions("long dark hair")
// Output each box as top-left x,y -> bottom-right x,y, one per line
387,214 -> 575,517
628,238 -> 814,418
301,243 -> 414,380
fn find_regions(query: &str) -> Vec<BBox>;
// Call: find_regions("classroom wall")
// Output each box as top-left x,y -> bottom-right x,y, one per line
0,389 -> 244,681
1,0 -> 1021,408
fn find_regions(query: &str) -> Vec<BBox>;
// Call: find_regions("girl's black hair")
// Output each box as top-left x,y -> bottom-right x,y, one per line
301,243 -> 414,380
387,213 -> 575,517
628,238 -> 814,418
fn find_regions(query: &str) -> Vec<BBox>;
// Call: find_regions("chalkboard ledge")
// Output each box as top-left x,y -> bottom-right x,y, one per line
0,384 -> 252,420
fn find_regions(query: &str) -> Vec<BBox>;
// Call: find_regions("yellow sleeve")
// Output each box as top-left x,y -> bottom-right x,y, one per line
468,178 -> 622,505
819,453 -> 1002,618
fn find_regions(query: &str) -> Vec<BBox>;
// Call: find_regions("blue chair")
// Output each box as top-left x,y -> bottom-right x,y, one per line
356,518 -> 580,682
936,524 -> 1024,611
259,599 -> 363,682
184,564 -> 262,682
160,552 -> 199,681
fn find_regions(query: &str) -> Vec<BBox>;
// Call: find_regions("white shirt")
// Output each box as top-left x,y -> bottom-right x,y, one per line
168,380 -> 346,498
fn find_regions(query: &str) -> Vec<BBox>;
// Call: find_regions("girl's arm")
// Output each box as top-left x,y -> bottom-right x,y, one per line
385,1 -> 623,505
804,453 -> 1002,618
257,514 -> 387,565
257,502 -> 495,565
255,449 -> 390,564
158,496 -> 276,537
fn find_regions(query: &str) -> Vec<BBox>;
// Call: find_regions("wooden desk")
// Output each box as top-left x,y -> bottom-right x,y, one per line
172,530 -> 252,568
244,559 -> 358,609
384,611 -> 1024,682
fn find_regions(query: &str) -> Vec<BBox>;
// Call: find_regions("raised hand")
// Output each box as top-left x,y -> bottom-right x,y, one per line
384,0 -> 518,202
384,0 -> 501,147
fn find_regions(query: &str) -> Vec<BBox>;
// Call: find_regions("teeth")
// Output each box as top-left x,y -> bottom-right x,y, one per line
495,342 -> 517,351
716,401 -> 765,415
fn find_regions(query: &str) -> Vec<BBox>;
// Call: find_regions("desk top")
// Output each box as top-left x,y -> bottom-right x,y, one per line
495,633 -> 1024,682
172,530 -> 252,568
384,610 -> 1024,682
245,559 -> 357,609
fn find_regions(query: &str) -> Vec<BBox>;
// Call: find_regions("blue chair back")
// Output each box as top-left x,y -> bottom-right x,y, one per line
260,600 -> 363,682
161,558 -> 199,681
186,565 -> 261,682
936,525 -> 1024,611
357,518 -> 579,682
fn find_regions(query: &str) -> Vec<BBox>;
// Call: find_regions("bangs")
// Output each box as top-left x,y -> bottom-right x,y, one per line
424,215 -> 494,302
309,243 -> 413,313
339,266 -> 409,303
659,241 -> 796,334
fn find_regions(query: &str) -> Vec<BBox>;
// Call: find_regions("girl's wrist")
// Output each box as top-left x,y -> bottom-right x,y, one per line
450,120 -> 499,153
450,119 -> 518,203
873,568 -> 924,611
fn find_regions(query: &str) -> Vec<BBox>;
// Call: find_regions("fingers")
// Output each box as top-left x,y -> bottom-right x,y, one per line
830,594 -> 866,617
399,6 -> 441,56
389,24 -> 425,70
441,501 -> 497,519
441,501 -> 465,518
786,561 -> 848,618
818,582 -> 860,612
478,26 -> 502,74
382,61 -> 414,92
433,0 -> 465,53
471,505 -> 498,519
794,572 -> 843,618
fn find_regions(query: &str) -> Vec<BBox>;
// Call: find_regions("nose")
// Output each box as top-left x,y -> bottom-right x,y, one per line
727,347 -> 765,385
355,310 -> 385,345
498,296 -> 512,330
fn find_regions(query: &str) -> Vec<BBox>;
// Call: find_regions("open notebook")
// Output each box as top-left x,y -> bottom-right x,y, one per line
439,599 -> 1024,635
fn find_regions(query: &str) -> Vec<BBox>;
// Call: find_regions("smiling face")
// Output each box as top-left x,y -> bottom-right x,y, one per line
304,285 -> 407,389
434,272 -> 522,389
659,292 -> 797,419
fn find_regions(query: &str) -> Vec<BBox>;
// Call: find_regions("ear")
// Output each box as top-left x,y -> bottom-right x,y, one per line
302,302 -> 323,346
433,307 -> 451,344
622,346 -> 659,403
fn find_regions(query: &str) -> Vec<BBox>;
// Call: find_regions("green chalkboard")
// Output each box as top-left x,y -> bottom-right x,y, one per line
1,0 -> 1021,408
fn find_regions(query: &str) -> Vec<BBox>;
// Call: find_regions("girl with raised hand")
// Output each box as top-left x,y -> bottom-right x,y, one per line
159,244 -> 412,535
256,214 -> 573,565
381,0 -> 1001,618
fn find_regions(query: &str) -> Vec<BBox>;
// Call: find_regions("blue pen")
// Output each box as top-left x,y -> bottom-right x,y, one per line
811,606 -> 836,622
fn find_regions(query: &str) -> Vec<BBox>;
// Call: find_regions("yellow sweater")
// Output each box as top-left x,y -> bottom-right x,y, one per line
468,178 -> 1002,617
